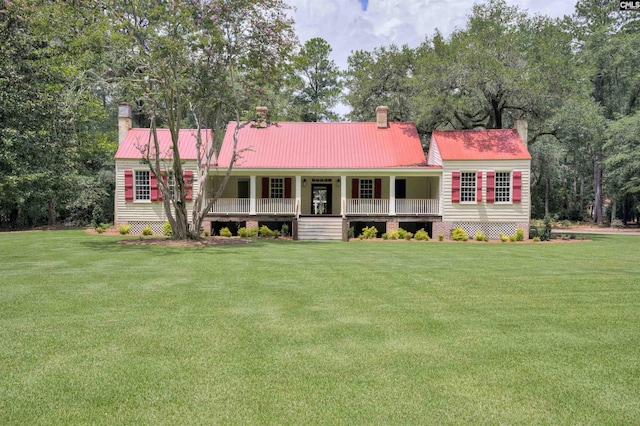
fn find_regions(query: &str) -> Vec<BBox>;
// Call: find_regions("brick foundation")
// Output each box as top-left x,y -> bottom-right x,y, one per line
432,222 -> 452,239
386,221 -> 399,233
246,220 -> 259,229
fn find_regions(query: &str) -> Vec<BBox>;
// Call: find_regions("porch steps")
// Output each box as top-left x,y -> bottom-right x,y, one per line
297,217 -> 343,241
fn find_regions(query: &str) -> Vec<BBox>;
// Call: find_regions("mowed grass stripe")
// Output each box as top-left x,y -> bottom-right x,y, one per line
0,231 -> 638,424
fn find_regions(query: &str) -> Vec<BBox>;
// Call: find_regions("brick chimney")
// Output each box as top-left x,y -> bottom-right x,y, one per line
118,102 -> 132,144
376,106 -> 388,128
515,119 -> 528,144
256,106 -> 268,128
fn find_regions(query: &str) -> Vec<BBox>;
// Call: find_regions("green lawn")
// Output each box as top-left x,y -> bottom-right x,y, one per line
1,231 -> 639,424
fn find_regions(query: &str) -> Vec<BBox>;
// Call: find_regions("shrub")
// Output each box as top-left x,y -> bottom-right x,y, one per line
396,228 -> 412,240
141,225 -> 153,236
499,233 -> 509,243
238,227 -> 250,238
509,235 -> 517,242
451,227 -> 468,241
540,215 -> 553,241
474,231 -> 488,242
381,233 -> 389,240
91,205 -> 104,228
95,226 -> 104,234
219,227 -> 232,237
414,229 -> 430,241
281,223 -> 289,237
162,221 -> 173,236
203,230 -> 210,237
438,233 -> 444,242
358,226 -> 378,239
387,231 -> 398,240
533,236 -> 540,242
259,225 -> 278,238
515,228 -> 525,241
119,224 -> 131,235
611,218 -> 624,229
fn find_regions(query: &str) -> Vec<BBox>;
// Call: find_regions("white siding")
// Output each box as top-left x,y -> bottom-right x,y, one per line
426,138 -> 442,166
441,160 -> 531,222
114,160 -> 199,224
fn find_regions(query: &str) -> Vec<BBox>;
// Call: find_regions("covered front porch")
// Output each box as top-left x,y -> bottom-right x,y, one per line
207,174 -> 442,217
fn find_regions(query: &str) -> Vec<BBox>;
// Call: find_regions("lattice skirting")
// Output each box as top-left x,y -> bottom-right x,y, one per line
126,221 -> 165,235
453,222 -> 518,240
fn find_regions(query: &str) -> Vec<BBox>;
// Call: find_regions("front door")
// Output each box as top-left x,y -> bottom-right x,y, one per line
311,184 -> 332,215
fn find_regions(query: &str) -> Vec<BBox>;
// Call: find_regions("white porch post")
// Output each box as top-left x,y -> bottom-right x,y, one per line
295,175 -> 301,218
249,175 -> 256,215
341,175 -> 347,218
389,175 -> 396,216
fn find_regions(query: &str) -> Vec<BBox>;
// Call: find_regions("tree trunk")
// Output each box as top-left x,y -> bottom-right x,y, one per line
545,177 -> 550,216
580,177 -> 584,219
172,201 -> 190,239
593,152 -> 603,225
48,199 -> 56,226
610,198 -> 616,226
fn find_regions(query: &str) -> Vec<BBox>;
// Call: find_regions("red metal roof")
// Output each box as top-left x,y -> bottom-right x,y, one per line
114,128 -> 213,160
431,129 -> 531,161
216,121 -> 428,169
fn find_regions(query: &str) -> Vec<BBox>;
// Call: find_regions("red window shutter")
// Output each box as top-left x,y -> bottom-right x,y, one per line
184,171 -> 193,201
513,171 -> 522,203
124,170 -> 133,202
476,171 -> 483,203
284,178 -> 292,198
374,178 -> 382,199
486,171 -> 495,203
150,173 -> 159,201
451,171 -> 460,203
262,177 -> 269,198
352,178 -> 359,199
159,172 -> 167,201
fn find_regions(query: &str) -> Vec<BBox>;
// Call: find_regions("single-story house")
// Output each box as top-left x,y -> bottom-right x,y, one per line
114,104 -> 531,240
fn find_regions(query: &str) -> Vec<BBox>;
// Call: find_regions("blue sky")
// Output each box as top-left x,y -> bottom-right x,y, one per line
359,0 -> 369,10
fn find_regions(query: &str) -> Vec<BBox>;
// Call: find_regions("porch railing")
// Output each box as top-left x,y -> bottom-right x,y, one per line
395,199 -> 439,215
346,199 -> 390,215
209,198 -> 250,214
256,198 -> 295,214
209,198 -> 439,216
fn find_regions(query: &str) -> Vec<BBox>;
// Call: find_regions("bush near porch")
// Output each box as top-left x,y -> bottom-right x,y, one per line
0,231 -> 638,424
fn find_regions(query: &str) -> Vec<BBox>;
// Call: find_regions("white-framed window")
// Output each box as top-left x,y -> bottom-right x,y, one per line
495,172 -> 511,203
270,178 -> 284,199
166,172 -> 176,199
460,172 -> 476,202
360,179 -> 373,199
135,170 -> 150,201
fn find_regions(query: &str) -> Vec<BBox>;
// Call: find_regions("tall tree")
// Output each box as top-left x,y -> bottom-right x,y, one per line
0,1 -> 113,228
345,44 -> 416,124
289,38 -> 342,122
108,0 -> 296,239
571,0 -> 640,224
412,0 -> 577,134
